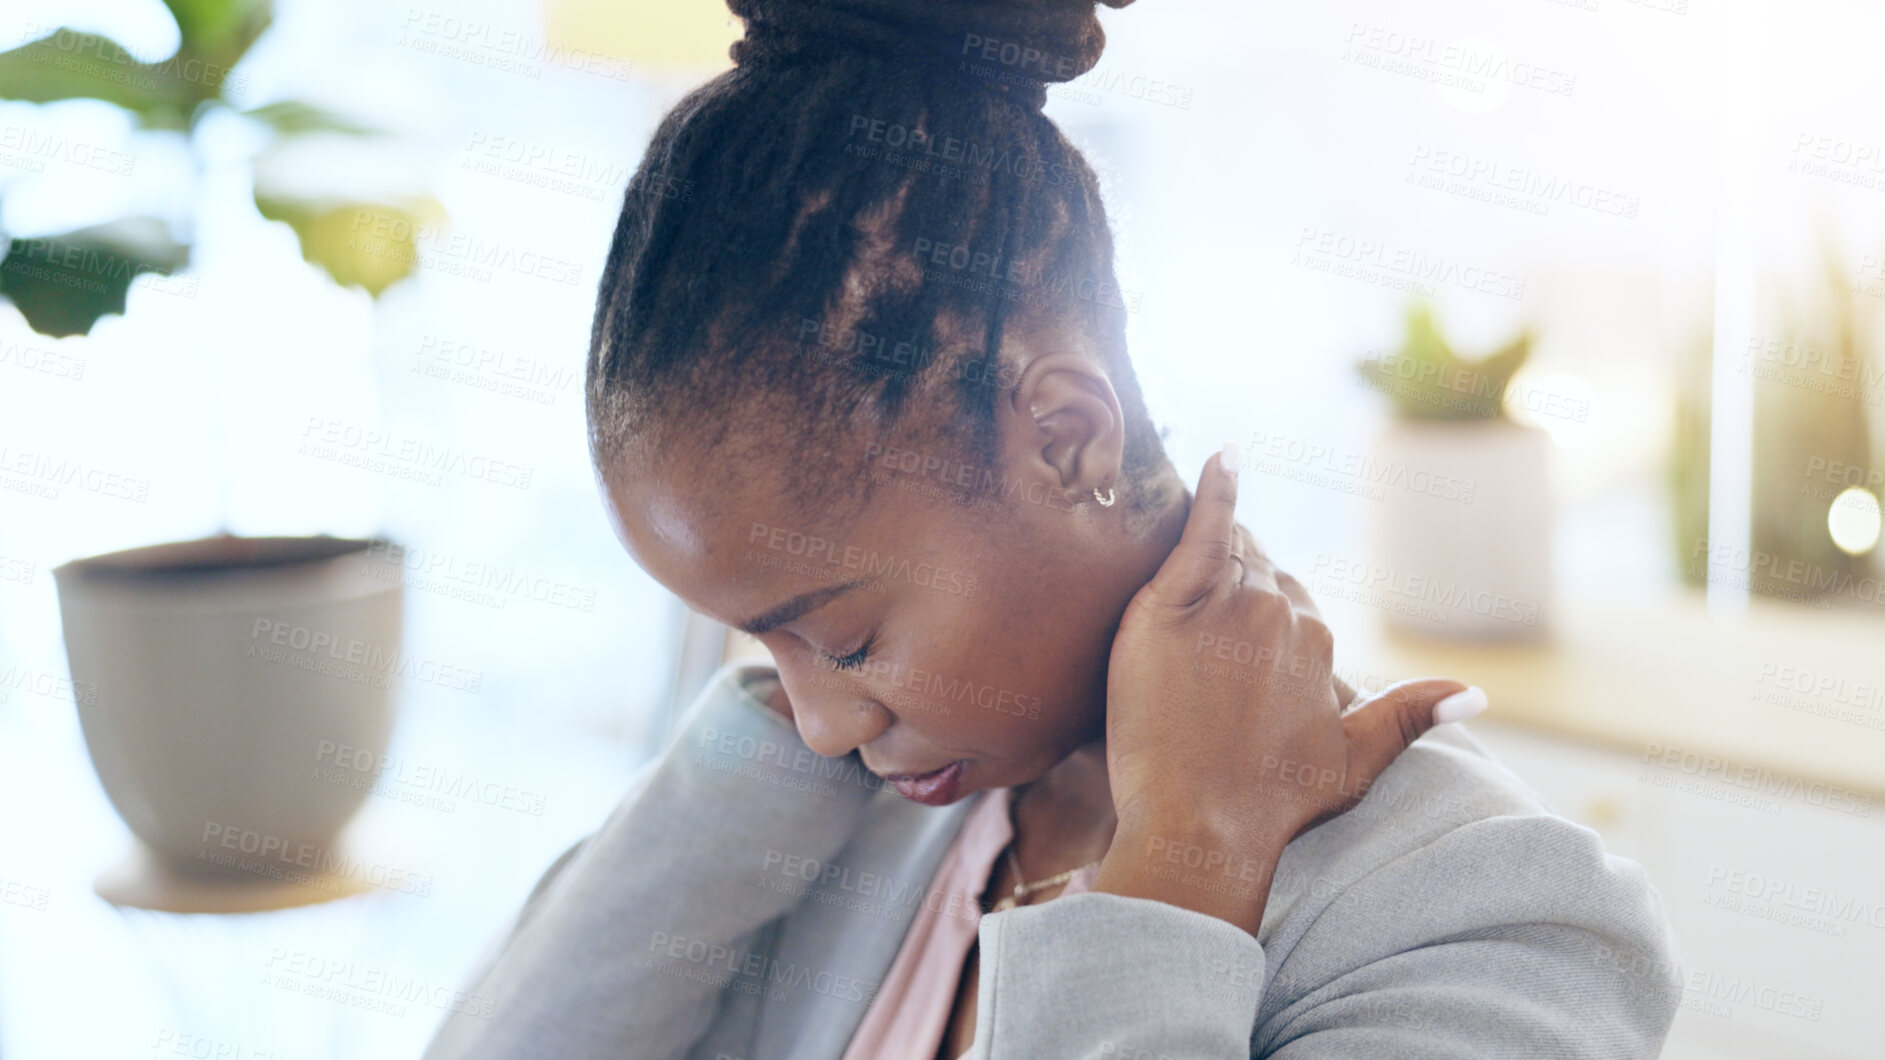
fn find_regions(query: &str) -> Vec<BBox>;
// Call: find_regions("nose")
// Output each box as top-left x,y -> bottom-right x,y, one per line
774,656 -> 893,759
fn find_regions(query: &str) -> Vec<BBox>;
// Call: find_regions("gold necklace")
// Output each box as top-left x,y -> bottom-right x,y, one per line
990,846 -> 1100,912
990,783 -> 1104,912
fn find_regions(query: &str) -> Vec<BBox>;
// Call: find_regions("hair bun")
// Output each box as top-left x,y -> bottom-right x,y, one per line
729,0 -> 1135,88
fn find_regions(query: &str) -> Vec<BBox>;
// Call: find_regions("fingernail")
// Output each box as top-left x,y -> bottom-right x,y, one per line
1432,686 -> 1488,725
1220,441 -> 1240,479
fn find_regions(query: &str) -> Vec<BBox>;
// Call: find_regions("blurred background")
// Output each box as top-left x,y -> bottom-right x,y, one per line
1,0 -> 1881,1057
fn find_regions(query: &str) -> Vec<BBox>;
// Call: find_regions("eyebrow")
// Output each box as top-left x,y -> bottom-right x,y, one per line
735,580 -> 868,635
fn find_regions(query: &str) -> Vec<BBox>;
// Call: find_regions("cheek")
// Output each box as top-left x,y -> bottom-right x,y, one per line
868,597 -> 1056,737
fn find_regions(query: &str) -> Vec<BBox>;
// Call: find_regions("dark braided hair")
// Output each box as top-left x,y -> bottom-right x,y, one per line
586,0 -> 1170,523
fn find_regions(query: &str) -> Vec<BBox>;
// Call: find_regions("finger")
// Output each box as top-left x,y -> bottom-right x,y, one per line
1149,444 -> 1242,607
1226,522 -> 1275,589
1270,567 -> 1342,704
1272,568 -> 1322,621
1331,673 -> 1358,711
1230,527 -> 1279,595
1340,679 -> 1484,789
1231,521 -> 1271,564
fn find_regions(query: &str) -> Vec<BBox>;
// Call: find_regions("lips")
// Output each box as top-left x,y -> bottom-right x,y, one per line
881,760 -> 964,806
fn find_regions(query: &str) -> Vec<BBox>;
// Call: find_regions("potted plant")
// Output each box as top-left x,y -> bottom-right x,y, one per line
2,0 -> 435,909
1670,241 -> 1881,604
1355,303 -> 1551,640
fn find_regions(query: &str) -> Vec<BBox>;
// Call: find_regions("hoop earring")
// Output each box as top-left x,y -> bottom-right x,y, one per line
1092,486 -> 1117,507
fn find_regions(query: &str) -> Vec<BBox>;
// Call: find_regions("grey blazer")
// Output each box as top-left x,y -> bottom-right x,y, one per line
423,662 -> 1683,1059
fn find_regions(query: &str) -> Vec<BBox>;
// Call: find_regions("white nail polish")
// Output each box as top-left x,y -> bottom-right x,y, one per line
1220,442 -> 1240,477
1432,686 -> 1488,725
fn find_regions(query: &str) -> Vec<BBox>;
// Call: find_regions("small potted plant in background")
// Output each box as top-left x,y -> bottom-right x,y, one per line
1356,303 -> 1551,640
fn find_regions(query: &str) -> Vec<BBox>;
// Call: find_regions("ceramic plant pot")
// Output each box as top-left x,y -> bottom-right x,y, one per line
1367,420 -> 1552,640
54,535 -> 403,909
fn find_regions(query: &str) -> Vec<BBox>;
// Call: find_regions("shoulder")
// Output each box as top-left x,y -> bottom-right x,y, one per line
1255,725 -> 1682,1052
1268,722 -> 1608,901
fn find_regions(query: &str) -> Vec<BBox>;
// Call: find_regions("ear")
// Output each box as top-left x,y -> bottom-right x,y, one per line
999,349 -> 1126,500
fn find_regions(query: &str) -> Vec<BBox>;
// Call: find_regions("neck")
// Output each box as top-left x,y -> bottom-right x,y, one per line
1011,739 -> 1116,861
1011,458 -> 1193,860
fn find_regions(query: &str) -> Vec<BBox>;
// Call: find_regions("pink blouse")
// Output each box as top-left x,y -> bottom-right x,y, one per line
841,786 -> 1099,1060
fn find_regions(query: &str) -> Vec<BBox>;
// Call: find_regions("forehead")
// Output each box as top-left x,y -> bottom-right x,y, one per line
601,430 -> 877,628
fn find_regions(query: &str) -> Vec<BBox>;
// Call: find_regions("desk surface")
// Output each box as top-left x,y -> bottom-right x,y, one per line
1323,587 -> 1885,801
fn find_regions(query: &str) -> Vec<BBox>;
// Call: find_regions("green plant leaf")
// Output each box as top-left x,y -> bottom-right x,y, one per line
1477,333 -> 1532,400
242,99 -> 382,138
0,218 -> 189,336
0,30 -> 196,119
254,187 -> 444,297
1357,302 -> 1531,421
160,0 -> 273,70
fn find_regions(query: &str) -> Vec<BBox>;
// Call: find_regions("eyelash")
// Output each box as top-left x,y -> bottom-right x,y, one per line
822,635 -> 876,672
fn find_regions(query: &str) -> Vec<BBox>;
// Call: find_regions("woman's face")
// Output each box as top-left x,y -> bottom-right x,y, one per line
602,407 -> 1168,806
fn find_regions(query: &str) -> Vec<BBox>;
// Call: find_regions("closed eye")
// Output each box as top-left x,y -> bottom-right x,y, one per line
822,635 -> 875,672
